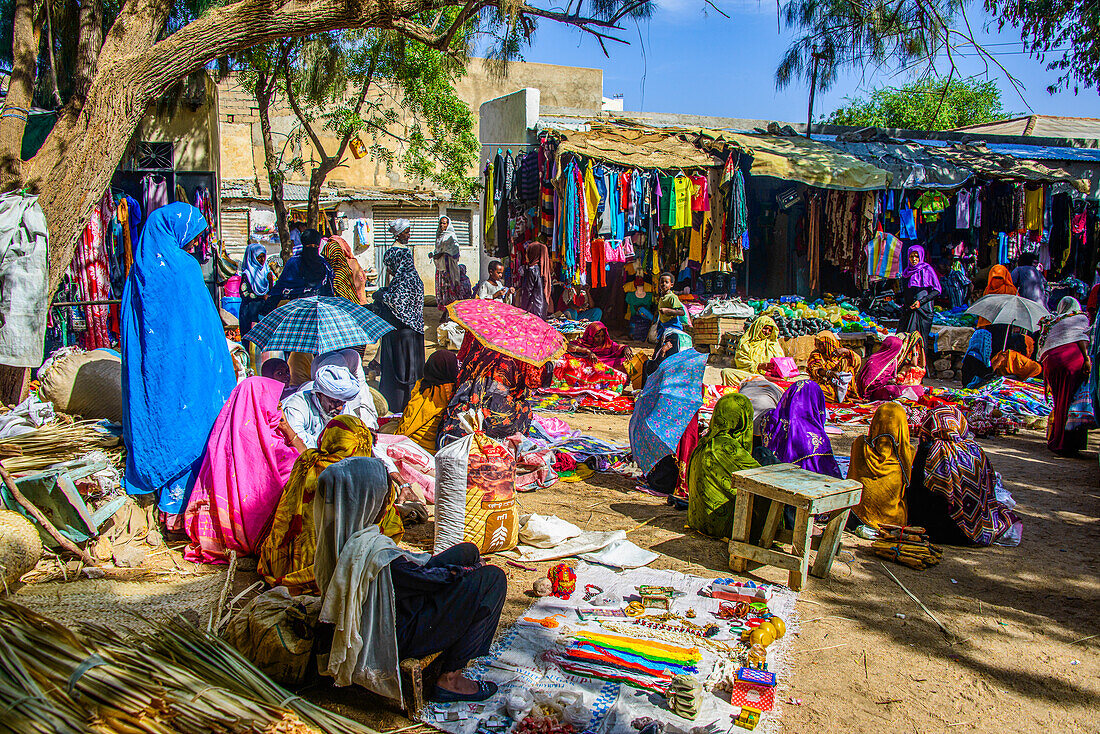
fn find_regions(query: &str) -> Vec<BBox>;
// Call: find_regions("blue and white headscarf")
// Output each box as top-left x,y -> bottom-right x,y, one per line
239,241 -> 271,296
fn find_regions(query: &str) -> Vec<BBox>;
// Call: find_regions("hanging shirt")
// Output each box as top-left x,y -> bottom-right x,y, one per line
955,190 -> 970,229
1024,185 -> 1044,231
658,174 -> 676,228
584,162 -> 601,225
690,174 -> 710,212
674,176 -> 692,229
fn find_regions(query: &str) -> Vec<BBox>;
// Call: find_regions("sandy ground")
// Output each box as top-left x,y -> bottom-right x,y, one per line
11,314 -> 1100,733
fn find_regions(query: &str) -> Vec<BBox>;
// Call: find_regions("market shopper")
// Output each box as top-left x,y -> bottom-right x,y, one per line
762,379 -> 843,478
238,241 -> 274,341
322,235 -> 367,305
960,329 -> 994,388
476,260 -> 513,302
551,282 -> 601,322
433,216 -> 472,310
1037,297 -> 1092,455
896,245 -> 941,366
990,327 -> 1042,380
121,202 -> 236,519
806,330 -> 862,402
280,364 -> 363,448
267,228 -> 331,304
394,349 -> 461,452
640,329 -> 693,390
314,457 -> 505,702
686,393 -> 762,539
1011,253 -> 1047,305
517,241 -> 550,319
979,264 -> 1018,348
857,333 -> 926,400
848,402 -> 914,531
906,405 -> 1022,546
371,246 -> 426,413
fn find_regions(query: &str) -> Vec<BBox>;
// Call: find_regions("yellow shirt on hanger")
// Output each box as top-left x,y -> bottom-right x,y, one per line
674,176 -> 693,229
584,162 -> 601,224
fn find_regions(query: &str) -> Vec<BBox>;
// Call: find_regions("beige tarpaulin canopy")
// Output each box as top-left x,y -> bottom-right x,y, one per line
929,143 -> 1090,194
704,131 -> 891,191
551,123 -> 722,170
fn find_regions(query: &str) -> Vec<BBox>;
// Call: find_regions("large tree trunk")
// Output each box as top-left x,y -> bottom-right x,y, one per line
305,159 -> 338,230
1,0 -> 441,293
255,71 -> 291,259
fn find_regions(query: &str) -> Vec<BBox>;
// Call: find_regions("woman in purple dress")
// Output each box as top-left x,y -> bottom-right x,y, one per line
762,379 -> 842,478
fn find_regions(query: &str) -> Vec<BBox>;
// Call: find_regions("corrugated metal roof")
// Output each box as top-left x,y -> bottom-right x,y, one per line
953,115 -> 1100,140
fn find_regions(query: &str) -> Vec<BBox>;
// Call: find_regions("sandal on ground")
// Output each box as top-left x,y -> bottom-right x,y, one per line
430,679 -> 498,703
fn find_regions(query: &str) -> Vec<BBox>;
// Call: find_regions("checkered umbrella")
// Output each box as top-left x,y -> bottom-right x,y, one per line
628,348 -> 707,474
245,296 -> 393,354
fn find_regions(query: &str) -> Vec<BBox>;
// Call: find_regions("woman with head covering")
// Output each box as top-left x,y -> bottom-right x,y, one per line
436,333 -> 545,447
258,415 -> 402,593
183,377 -> 301,564
267,228 -> 332,305
687,393 -> 761,538
565,321 -> 644,390
856,334 -> 925,400
122,203 -> 236,519
516,242 -> 550,319
960,329 -> 994,388
763,379 -> 842,478
848,403 -> 914,530
1037,297 -> 1092,454
806,331 -> 862,402
395,349 -> 460,452
733,315 -> 785,374
433,216 -> 472,311
907,405 -> 1021,545
314,457 -> 505,702
372,246 -> 426,413
322,235 -> 367,304
979,263 -> 1018,345
896,245 -> 942,365
238,242 -> 272,341
738,375 -> 784,438
896,330 -> 927,386
640,328 -> 694,390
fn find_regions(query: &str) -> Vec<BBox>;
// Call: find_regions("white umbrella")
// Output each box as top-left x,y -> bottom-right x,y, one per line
965,294 -> 1051,350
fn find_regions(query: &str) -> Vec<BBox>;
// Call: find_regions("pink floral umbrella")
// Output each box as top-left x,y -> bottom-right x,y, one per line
446,300 -> 567,366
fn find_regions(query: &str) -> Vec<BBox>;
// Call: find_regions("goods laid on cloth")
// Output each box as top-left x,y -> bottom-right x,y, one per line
434,411 -> 519,554
0,192 -> 49,368
629,349 -> 707,474
422,562 -> 797,734
447,299 -> 568,367
0,598 -> 375,734
246,295 -> 394,353
36,347 -> 122,422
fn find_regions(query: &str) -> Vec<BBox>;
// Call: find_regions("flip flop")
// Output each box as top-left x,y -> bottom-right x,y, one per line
430,679 -> 498,703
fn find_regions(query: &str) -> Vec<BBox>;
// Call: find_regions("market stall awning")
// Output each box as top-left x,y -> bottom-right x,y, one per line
552,124 -> 721,170
704,132 -> 890,191
823,140 -> 972,189
929,143 -> 1090,194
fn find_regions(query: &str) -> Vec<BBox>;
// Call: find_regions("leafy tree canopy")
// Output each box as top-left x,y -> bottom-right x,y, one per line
825,76 -> 1010,130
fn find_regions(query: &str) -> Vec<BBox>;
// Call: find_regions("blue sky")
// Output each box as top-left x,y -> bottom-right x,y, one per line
500,1 -> 1100,123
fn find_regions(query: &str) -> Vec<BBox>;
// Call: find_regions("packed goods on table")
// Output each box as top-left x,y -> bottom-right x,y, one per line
744,297 -> 887,337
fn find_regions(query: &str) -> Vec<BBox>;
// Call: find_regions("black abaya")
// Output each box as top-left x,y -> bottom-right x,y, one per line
897,285 -> 935,363
379,326 -> 423,414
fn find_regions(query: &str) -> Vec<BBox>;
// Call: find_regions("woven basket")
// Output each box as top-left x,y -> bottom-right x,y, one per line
0,509 -> 42,591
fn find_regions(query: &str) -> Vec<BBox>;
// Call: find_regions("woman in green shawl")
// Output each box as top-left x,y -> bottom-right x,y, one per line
687,393 -> 761,538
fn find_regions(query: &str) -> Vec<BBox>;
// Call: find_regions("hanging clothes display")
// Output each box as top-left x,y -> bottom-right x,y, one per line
71,193 -> 116,350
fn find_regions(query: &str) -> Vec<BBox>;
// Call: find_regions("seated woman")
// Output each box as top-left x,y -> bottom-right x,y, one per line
183,377 -> 302,564
258,415 -> 400,593
565,322 -> 644,390
991,327 -> 1042,380
762,379 -> 842,478
640,328 -> 694,390
737,375 -> 784,438
732,315 -> 784,377
551,282 -> 601,322
687,394 -> 777,539
314,456 -> 505,703
960,329 -> 994,388
806,331 -> 862,402
848,402 -> 914,532
395,349 -> 460,452
437,333 -> 545,448
857,333 -> 926,401
906,405 -> 1022,546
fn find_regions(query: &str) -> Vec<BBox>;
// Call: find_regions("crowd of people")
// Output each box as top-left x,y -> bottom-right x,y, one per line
119,205 -> 1093,706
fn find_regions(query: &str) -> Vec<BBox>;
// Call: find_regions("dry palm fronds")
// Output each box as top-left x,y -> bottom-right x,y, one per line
0,599 -> 376,734
0,420 -> 123,473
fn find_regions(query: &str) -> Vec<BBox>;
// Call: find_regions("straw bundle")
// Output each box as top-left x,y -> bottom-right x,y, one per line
0,599 -> 376,734
871,524 -> 943,570
0,420 -> 122,473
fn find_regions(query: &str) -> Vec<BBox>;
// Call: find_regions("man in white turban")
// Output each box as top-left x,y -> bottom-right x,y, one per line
309,348 -> 379,430
280,364 -> 363,449
389,218 -> 412,244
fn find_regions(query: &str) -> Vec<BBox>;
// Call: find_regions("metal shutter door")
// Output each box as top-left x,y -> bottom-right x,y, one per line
447,208 -> 472,249
372,206 -> 438,292
220,208 -> 251,258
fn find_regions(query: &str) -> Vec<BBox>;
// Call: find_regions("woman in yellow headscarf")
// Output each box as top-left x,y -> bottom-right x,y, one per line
848,402 -> 914,530
733,315 -> 785,374
806,331 -> 862,402
394,349 -> 460,451
258,414 -> 402,593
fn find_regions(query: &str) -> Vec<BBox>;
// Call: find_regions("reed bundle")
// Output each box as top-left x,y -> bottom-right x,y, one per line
0,420 -> 122,473
871,524 -> 943,570
0,599 -> 376,734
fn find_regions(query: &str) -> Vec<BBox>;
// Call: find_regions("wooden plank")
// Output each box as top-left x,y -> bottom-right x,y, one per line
728,540 -> 802,573
758,498 -> 784,549
811,509 -> 851,579
807,488 -> 863,515
732,464 -> 863,505
728,491 -> 754,573
789,507 -> 811,592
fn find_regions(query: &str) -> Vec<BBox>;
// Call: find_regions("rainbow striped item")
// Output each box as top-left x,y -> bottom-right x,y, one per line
866,231 -> 903,281
569,630 -> 702,665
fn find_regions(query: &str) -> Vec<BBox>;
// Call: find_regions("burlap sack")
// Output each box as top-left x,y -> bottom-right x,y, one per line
38,350 -> 122,422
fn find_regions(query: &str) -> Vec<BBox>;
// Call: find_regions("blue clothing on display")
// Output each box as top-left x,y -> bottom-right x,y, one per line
121,203 -> 236,513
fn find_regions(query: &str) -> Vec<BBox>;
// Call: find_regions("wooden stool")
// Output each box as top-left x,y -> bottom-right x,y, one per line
728,463 -> 862,591
399,651 -> 442,716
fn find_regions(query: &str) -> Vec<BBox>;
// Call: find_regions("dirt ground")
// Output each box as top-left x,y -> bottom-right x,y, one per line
11,315 -> 1100,733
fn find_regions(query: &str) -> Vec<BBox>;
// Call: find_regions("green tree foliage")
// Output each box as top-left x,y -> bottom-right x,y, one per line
985,0 -> 1100,95
825,76 -> 1009,130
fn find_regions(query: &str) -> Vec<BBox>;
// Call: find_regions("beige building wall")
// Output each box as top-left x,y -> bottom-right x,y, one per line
136,75 -> 220,172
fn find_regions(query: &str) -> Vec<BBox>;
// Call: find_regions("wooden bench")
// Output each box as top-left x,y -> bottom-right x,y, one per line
399,651 -> 442,716
728,463 -> 862,591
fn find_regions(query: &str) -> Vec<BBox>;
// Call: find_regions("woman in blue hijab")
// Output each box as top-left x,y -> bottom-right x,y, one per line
122,203 -> 236,519
238,241 -> 271,342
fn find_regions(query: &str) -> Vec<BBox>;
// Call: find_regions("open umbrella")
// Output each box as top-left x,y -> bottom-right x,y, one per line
628,348 -> 708,474
965,294 -> 1051,350
446,299 -> 567,367
245,296 -> 393,354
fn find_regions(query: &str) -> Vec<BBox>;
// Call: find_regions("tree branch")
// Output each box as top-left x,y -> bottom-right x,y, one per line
334,50 -> 380,163
284,55 -> 330,165
0,0 -> 41,186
